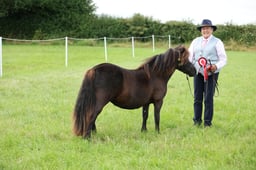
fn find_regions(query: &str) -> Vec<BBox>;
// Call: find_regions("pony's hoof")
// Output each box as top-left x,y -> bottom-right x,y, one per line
141,128 -> 148,132
83,135 -> 91,140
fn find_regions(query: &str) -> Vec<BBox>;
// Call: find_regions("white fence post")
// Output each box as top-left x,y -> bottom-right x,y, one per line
131,37 -> 135,57
0,37 -> 2,77
65,36 -> 68,67
152,35 -> 155,52
104,37 -> 108,62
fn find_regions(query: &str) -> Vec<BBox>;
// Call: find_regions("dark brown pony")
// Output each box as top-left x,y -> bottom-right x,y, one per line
73,46 -> 196,139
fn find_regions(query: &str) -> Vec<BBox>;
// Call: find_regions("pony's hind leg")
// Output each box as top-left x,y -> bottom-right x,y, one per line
83,121 -> 96,139
83,108 -> 103,139
92,121 -> 97,133
83,129 -> 92,139
83,113 -> 97,139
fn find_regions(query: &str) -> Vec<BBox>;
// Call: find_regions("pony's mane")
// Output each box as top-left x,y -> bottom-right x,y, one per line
139,48 -> 177,76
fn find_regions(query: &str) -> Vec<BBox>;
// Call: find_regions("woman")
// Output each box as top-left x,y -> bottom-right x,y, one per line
188,19 -> 227,127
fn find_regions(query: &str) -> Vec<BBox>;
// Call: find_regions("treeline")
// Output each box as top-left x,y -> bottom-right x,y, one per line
0,1 -> 255,45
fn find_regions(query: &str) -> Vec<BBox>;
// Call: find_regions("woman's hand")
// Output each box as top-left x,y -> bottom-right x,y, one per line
207,64 -> 217,72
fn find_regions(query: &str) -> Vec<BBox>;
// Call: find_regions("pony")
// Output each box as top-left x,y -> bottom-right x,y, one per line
73,45 -> 196,139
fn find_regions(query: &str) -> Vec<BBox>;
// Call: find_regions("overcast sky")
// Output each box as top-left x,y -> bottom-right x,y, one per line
93,0 -> 256,25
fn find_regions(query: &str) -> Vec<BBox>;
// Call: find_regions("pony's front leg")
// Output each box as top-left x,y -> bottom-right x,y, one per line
154,100 -> 163,133
141,104 -> 149,132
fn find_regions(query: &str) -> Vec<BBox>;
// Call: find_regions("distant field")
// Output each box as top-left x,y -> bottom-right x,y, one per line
0,45 -> 255,169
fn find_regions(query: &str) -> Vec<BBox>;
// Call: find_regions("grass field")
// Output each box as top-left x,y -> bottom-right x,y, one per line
0,44 -> 256,169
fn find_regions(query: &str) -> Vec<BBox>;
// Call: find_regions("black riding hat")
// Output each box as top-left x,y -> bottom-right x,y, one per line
197,19 -> 217,31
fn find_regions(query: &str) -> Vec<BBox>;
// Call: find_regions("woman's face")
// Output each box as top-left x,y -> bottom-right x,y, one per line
201,26 -> 213,39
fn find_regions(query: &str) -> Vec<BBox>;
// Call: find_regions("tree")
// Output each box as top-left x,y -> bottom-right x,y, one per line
126,14 -> 151,37
0,0 -> 96,38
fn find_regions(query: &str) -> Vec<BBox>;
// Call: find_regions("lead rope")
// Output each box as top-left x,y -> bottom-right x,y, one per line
213,74 -> 219,97
186,75 -> 194,98
186,75 -> 219,98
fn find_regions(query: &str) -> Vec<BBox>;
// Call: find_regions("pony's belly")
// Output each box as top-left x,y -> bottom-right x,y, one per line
111,100 -> 147,109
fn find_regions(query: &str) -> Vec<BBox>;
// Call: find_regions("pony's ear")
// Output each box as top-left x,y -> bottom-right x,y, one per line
177,46 -> 189,66
175,44 -> 185,52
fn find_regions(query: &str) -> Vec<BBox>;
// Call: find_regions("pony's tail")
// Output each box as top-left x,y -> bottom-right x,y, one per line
73,69 -> 96,136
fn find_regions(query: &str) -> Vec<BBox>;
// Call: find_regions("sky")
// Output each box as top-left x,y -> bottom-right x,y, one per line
93,0 -> 256,25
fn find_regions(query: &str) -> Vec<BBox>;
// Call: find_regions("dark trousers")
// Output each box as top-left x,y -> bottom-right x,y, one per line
193,73 -> 219,126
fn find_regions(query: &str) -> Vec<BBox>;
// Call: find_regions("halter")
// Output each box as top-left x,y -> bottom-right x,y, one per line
177,56 -> 182,66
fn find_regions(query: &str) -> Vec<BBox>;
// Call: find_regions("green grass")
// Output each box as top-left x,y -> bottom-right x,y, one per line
0,44 -> 256,169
